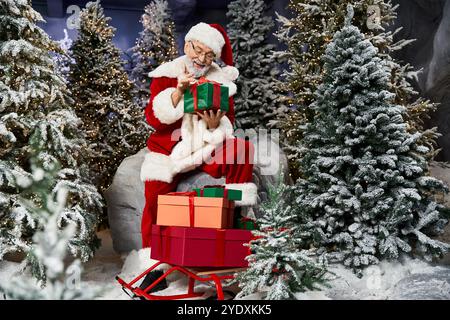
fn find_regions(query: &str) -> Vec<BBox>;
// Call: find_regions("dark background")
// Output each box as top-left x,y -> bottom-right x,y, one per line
32,0 -> 289,52
32,0 -> 450,162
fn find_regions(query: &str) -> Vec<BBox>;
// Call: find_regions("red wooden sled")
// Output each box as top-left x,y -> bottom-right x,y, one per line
115,261 -> 244,300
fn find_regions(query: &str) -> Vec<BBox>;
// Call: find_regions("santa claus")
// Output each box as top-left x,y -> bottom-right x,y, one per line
138,23 -> 257,292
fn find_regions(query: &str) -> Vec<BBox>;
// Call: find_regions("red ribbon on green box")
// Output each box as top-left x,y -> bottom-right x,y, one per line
238,217 -> 258,230
198,184 -> 228,199
193,185 -> 242,201
184,77 -> 229,114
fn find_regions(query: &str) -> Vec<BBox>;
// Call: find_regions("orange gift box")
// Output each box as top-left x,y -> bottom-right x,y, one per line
156,192 -> 235,229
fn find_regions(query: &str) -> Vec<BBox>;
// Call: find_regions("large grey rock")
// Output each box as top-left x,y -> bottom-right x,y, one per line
104,148 -> 147,253
429,161 -> 450,207
175,171 -> 225,192
391,269 -> 450,299
106,133 -> 290,253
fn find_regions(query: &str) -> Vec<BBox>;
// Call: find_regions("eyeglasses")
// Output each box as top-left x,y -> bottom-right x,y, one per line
190,41 -> 215,61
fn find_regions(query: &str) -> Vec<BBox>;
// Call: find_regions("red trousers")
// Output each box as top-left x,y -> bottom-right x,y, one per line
141,137 -> 254,248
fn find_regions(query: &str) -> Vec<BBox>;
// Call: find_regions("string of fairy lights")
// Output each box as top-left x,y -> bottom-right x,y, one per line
65,1 -> 179,199
131,1 -> 178,110
3,0 -> 437,192
0,2 -> 91,231
68,2 -> 143,194
136,2 -> 178,68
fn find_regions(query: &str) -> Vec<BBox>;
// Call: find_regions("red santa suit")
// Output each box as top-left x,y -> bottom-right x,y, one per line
140,24 -> 257,248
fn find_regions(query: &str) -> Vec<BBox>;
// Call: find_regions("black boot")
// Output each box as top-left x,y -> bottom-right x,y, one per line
138,270 -> 168,293
233,207 -> 242,228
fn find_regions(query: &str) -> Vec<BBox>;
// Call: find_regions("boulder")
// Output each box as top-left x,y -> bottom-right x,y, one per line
106,133 -> 290,253
104,148 -> 146,253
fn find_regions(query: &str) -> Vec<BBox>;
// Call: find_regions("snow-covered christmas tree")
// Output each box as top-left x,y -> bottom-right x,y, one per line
294,5 -> 449,275
130,0 -> 178,110
0,146 -> 101,299
235,173 -> 328,299
52,29 -> 75,83
68,0 -> 148,196
0,0 -> 102,263
275,0 -> 439,181
227,0 -> 287,129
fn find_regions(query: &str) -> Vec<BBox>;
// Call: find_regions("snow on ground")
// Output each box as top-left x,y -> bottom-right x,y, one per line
0,230 -> 223,300
92,247 -> 233,300
237,257 -> 450,300
1,229 -> 449,300
0,259 -> 24,299
301,258 -> 449,300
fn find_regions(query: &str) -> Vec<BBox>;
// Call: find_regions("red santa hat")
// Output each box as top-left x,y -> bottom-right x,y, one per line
185,23 -> 237,78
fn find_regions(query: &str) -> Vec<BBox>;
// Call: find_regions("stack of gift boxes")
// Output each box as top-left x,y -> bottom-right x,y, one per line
151,80 -> 257,268
150,186 -> 257,268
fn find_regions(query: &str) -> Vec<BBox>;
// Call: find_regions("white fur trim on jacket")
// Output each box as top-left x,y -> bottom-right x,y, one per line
148,56 -> 238,96
225,182 -> 258,207
140,115 -> 235,183
140,145 -> 217,183
184,23 -> 225,57
152,87 -> 184,125
142,56 -> 239,183
140,151 -> 176,183
202,115 -> 234,145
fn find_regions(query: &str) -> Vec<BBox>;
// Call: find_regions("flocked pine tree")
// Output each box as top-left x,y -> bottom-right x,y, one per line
227,0 -> 288,129
68,0 -> 147,196
295,6 -> 450,275
52,29 -> 75,83
0,0 -> 102,263
275,0 -> 439,181
130,0 -> 178,110
234,173 -> 328,299
0,147 -> 102,298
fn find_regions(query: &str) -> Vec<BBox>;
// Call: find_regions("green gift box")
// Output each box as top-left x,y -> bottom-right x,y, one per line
236,217 -> 258,231
193,186 -> 242,201
184,81 -> 229,114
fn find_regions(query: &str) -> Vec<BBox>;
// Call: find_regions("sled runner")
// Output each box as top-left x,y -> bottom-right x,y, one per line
115,261 -> 244,300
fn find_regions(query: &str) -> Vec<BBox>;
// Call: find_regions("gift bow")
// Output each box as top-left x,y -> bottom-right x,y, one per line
189,77 -> 222,112
197,76 -> 217,85
166,191 -> 197,227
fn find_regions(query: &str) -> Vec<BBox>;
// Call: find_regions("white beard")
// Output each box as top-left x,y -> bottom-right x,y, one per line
184,56 -> 211,79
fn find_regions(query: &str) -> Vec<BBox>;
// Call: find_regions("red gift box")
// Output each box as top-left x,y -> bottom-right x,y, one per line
150,225 -> 252,267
